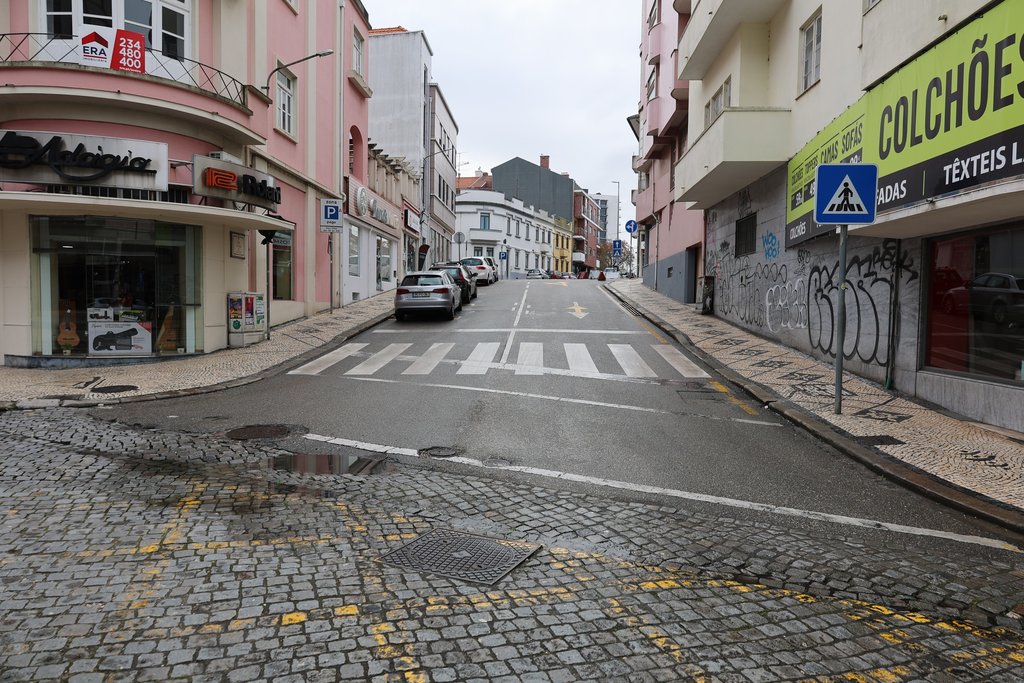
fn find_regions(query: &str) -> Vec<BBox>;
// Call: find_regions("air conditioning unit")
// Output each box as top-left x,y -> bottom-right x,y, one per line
209,151 -> 243,166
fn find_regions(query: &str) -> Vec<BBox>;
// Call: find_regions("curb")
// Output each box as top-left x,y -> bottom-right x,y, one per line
14,307 -> 396,410
603,283 -> 1024,536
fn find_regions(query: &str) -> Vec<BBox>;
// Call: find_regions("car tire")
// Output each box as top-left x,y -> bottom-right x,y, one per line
395,312 -> 405,322
992,302 -> 1007,326
446,302 -> 456,320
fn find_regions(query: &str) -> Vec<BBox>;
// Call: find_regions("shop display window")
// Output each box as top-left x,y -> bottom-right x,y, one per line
31,216 -> 202,357
925,224 -> 1024,384
376,235 -> 392,290
272,232 -> 293,301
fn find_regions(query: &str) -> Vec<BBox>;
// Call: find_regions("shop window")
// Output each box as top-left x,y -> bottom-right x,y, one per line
376,235 -> 391,290
272,232 -> 293,300
735,213 -> 756,256
31,216 -> 202,357
926,225 -> 1024,384
348,225 -> 360,276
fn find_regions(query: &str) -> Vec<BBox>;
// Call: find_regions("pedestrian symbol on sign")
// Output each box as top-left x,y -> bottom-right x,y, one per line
825,177 -> 867,215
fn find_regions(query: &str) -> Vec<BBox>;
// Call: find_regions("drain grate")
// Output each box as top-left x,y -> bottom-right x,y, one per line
379,528 -> 540,585
618,301 -> 644,317
420,446 -> 460,458
89,385 -> 138,394
226,424 -> 294,440
856,435 -> 905,446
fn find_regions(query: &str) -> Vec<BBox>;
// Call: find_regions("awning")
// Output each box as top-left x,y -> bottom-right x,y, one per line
0,191 -> 295,233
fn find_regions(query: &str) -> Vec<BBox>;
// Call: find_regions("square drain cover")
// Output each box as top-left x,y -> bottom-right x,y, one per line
379,528 -> 540,585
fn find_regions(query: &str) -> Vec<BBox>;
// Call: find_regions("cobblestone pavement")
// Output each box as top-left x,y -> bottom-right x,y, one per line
2,408 -> 1024,681
607,280 -> 1024,527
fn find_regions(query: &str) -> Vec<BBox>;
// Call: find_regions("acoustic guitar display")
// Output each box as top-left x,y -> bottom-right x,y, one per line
56,306 -> 80,350
156,306 -> 179,351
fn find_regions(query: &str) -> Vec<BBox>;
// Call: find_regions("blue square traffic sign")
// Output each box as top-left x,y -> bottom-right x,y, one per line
814,163 -> 878,225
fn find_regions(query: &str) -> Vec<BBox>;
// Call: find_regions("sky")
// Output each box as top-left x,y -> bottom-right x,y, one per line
362,0 -> 641,242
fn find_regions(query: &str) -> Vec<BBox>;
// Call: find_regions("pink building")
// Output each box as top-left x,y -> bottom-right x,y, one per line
0,0 -> 371,363
632,0 -> 704,302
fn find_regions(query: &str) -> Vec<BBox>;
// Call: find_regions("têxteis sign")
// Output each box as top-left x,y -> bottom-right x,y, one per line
0,130 -> 167,189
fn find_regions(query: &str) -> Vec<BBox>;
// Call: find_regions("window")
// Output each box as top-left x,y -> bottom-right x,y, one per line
525,223 -> 531,241
646,68 -> 657,102
480,212 -> 490,230
486,247 -> 494,258
474,246 -> 483,257
273,232 -> 293,300
514,250 -> 520,268
276,69 -> 295,135
506,217 -> 512,235
800,11 -> 822,93
348,225 -> 359,276
46,1 -> 190,58
735,213 -> 757,257
704,77 -> 730,129
515,220 -> 521,238
376,235 -> 391,290
647,0 -> 660,30
352,29 -> 365,76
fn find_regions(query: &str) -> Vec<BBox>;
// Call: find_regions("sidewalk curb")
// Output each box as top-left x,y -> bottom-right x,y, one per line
15,307 -> 396,410
604,284 -> 1024,536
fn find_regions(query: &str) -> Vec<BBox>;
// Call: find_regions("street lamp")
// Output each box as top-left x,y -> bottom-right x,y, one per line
262,50 -> 334,92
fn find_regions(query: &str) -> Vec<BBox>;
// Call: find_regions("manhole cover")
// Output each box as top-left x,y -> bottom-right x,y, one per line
420,446 -> 459,458
89,385 -> 138,394
225,424 -> 294,440
379,528 -> 540,585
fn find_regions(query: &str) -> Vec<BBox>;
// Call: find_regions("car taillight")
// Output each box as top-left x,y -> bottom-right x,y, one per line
476,266 -> 485,270
432,288 -> 449,294
396,288 -> 410,295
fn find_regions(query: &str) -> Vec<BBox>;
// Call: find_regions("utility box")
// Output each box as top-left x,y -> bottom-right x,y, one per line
227,291 -> 265,347
699,276 -> 715,315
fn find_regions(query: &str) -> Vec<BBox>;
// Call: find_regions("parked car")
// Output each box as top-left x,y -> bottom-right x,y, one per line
482,256 -> 501,280
941,272 -> 1024,326
394,271 -> 461,321
430,262 -> 478,305
526,269 -> 546,279
603,267 -> 621,280
546,270 -> 562,279
461,257 -> 496,285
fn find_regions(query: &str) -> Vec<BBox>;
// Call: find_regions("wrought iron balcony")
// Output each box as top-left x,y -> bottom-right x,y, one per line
1,33 -> 247,109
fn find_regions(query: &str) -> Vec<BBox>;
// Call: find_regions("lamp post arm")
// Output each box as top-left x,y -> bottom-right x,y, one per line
263,49 -> 334,92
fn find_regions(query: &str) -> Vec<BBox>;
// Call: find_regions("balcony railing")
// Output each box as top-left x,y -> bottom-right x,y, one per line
1,33 -> 247,108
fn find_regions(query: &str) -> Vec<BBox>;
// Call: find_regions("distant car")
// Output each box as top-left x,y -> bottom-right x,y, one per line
603,267 -> 621,280
526,269 -> 546,279
394,271 -> 461,321
461,257 -> 496,285
430,262 -> 477,305
547,271 -> 562,279
482,256 -> 501,280
941,272 -> 1024,326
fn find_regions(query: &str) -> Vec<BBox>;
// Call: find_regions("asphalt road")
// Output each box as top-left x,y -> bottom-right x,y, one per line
101,279 -> 1022,553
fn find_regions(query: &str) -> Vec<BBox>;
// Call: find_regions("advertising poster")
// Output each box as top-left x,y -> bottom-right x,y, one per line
79,28 -> 146,74
89,321 -> 152,355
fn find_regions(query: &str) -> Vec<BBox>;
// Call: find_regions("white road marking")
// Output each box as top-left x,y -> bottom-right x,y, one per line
500,286 -> 530,364
653,345 -> 709,378
302,431 -> 1021,554
564,343 -> 599,375
343,376 -> 781,426
346,343 -> 411,376
609,344 -> 656,377
516,343 -> 544,375
403,343 -> 454,375
458,342 -> 501,375
288,343 -> 368,376
374,328 -> 647,335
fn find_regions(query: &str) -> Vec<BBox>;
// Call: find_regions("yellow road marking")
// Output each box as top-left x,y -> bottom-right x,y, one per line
709,380 -> 760,416
639,320 -> 667,343
281,612 -> 307,626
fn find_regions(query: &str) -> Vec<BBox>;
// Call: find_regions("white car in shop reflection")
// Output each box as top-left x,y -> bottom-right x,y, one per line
941,272 -> 1024,326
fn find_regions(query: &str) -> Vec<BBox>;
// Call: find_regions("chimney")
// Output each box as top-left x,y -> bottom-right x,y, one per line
540,155 -> 550,169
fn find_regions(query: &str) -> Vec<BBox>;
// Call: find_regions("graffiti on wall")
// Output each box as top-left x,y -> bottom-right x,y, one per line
762,232 -> 780,260
711,237 -> 918,366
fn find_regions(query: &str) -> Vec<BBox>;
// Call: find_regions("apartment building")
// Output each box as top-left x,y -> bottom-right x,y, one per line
455,189 -> 556,278
634,0 -> 705,302
367,28 -> 458,269
673,0 -> 1023,431
0,0 -> 360,363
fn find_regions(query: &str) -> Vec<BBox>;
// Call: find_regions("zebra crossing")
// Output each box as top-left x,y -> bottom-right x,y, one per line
289,341 -> 709,381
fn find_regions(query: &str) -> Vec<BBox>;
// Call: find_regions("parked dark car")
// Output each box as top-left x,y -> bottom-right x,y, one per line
430,262 -> 478,305
942,272 -> 1024,326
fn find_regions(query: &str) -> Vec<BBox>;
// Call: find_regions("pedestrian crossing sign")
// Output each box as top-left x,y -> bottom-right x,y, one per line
814,163 -> 878,225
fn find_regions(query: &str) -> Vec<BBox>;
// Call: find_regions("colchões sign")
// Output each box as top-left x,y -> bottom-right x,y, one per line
0,130 -> 168,190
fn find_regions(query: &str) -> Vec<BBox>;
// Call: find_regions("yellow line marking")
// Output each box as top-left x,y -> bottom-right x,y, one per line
638,320 -> 667,343
280,612 -> 307,626
709,380 -> 760,416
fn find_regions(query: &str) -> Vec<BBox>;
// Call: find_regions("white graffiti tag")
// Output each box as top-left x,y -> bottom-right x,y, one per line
766,279 -> 808,332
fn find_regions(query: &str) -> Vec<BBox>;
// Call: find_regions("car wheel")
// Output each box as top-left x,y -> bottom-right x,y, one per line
472,288 -> 478,299
942,295 -> 955,315
446,301 -> 456,320
992,302 -> 1008,326
395,312 -> 405,322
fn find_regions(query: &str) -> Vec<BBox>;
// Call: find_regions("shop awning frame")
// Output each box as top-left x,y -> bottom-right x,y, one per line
0,191 -> 294,232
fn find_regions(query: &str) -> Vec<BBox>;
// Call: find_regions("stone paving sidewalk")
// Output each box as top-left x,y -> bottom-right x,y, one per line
607,279 -> 1024,531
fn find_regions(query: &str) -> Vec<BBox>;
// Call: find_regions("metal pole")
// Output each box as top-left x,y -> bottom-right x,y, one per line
834,225 -> 848,414
328,234 -> 334,314
266,239 -> 272,341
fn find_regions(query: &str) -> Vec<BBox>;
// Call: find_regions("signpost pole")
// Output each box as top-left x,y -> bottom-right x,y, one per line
328,236 -> 334,314
834,224 -> 848,414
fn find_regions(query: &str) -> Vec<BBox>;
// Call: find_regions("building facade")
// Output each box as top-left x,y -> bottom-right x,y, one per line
573,188 -> 601,273
455,189 -> 556,278
0,0 -> 358,365
634,0 -> 704,303
674,0 -> 1024,432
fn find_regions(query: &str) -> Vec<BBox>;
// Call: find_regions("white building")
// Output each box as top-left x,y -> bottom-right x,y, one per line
673,0 -> 1024,432
455,190 -> 556,278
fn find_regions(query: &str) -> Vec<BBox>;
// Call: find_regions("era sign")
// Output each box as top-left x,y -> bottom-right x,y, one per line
79,28 -> 146,74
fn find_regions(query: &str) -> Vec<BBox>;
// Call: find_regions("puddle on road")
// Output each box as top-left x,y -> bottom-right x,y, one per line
266,452 -> 377,476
